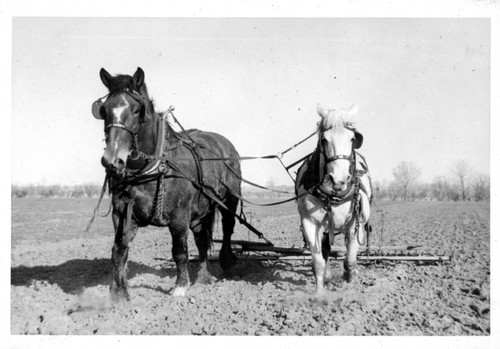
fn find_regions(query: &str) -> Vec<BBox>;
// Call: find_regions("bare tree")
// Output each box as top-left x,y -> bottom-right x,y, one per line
266,177 -> 276,199
472,173 -> 490,201
450,160 -> 472,200
431,176 -> 451,201
392,161 -> 421,201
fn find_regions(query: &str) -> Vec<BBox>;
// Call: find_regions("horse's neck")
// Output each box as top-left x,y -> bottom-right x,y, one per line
138,113 -> 160,154
309,147 -> 324,182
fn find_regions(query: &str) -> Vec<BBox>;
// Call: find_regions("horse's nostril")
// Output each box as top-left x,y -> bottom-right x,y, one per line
114,158 -> 125,170
101,156 -> 110,168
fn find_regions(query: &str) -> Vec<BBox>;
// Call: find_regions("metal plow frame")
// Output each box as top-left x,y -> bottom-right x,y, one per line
192,239 -> 452,265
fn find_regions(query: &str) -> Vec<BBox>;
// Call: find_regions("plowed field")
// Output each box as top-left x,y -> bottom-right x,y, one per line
11,198 -> 490,335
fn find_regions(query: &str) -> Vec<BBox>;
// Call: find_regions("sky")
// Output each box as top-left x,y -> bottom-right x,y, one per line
10,17 -> 490,186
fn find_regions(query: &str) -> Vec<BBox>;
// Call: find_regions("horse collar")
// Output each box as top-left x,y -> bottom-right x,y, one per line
311,178 -> 359,205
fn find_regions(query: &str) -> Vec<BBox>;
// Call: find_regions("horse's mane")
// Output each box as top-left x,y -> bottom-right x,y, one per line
318,109 -> 347,133
107,74 -> 156,116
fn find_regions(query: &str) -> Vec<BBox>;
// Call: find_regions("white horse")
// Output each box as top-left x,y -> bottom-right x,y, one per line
295,104 -> 372,294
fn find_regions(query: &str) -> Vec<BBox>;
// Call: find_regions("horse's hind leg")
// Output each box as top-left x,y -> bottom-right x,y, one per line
219,198 -> 238,272
110,210 -> 138,301
191,211 -> 216,285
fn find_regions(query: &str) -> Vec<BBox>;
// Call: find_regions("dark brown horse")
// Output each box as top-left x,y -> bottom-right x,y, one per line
91,67 -> 241,298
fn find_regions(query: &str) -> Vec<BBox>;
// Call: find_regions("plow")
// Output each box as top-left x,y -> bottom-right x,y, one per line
191,210 -> 452,265
193,238 -> 452,265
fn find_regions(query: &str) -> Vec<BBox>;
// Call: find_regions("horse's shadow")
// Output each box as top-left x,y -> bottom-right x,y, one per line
11,258 -> 178,294
220,258 -> 313,288
11,257 -> 314,295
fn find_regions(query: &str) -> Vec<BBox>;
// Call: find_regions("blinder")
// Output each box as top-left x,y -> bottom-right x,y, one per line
91,96 -> 107,120
91,89 -> 146,121
353,130 -> 363,149
343,122 -> 363,149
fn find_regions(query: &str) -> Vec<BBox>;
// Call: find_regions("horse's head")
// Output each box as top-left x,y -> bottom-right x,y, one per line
92,67 -> 153,176
317,103 -> 363,194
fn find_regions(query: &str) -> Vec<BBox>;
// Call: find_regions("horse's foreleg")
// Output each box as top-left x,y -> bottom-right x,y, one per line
302,218 -> 327,294
343,224 -> 360,283
321,233 -> 334,282
170,226 -> 190,296
110,210 -> 137,301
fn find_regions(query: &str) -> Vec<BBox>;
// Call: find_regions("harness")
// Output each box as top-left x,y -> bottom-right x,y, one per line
95,91 -> 272,241
307,124 -> 372,245
91,89 -> 371,247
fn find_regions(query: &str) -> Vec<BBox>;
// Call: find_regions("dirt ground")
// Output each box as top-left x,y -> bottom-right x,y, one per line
11,198 -> 490,335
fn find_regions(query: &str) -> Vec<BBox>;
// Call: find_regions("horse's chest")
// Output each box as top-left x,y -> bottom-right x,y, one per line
300,195 -> 351,226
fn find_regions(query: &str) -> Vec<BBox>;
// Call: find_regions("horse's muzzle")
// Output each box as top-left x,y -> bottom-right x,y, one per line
101,154 -> 126,175
321,173 -> 350,195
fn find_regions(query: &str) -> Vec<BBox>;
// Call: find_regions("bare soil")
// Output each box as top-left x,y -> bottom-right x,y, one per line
11,198 -> 490,335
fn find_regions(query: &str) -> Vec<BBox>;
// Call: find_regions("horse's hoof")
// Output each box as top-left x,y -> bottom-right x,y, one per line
194,273 -> 216,285
343,269 -> 359,283
314,288 -> 325,296
110,287 -> 130,302
324,267 -> 334,282
171,285 -> 189,297
219,253 -> 237,272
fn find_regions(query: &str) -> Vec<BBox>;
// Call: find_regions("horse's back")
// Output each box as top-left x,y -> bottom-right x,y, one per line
295,152 -> 320,195
186,130 -> 241,194
190,131 -> 239,157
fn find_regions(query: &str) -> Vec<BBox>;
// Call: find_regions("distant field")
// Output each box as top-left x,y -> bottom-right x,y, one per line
10,197 -> 396,246
11,198 -> 115,245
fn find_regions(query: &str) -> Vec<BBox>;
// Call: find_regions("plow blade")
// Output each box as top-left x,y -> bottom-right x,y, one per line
204,239 -> 451,264
191,253 -> 450,263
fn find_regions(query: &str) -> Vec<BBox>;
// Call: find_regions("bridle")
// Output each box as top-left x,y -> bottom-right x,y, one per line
320,123 -> 357,175
102,88 -> 148,161
93,88 -> 174,180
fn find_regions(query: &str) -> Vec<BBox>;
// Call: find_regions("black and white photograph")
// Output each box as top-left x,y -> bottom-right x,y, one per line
2,0 -> 498,347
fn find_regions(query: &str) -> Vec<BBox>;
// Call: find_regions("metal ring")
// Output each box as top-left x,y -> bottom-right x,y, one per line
129,149 -> 140,161
158,162 -> 168,173
276,152 -> 283,160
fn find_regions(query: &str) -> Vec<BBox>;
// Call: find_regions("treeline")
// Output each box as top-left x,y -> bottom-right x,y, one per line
375,160 -> 489,202
11,184 -> 102,199
11,178 -> 489,202
372,174 -> 490,201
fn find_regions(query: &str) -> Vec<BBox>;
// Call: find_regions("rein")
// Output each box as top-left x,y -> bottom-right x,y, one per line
85,174 -> 111,232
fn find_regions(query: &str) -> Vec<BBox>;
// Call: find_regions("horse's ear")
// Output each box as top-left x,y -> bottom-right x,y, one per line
317,103 -> 328,118
345,104 -> 358,116
353,130 -> 364,149
99,68 -> 112,88
133,67 -> 145,87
